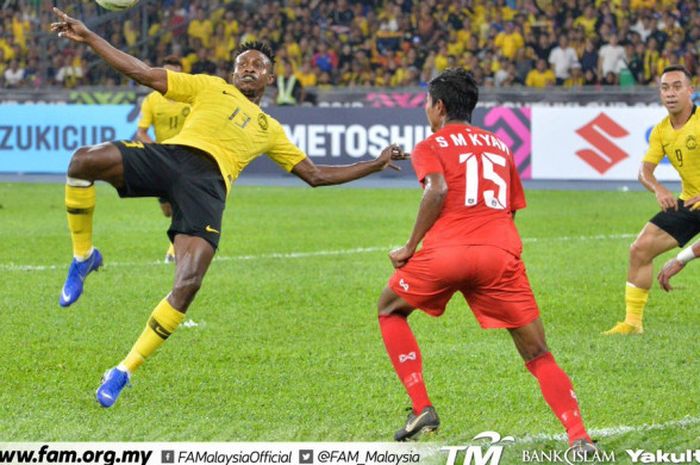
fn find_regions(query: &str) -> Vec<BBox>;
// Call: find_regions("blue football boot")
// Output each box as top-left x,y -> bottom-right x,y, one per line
96,367 -> 130,408
58,248 -> 103,307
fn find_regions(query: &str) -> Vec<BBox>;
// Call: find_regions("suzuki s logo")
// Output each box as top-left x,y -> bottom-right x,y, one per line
575,113 -> 629,174
442,432 -> 514,465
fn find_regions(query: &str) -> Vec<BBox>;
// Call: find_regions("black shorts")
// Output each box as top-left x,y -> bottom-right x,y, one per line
114,141 -> 226,249
649,198 -> 700,247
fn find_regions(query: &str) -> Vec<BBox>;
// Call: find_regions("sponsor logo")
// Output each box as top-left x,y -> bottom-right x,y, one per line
205,225 -> 220,234
627,449 -> 700,463
522,446 -> 615,464
398,352 -> 417,363
575,113 -> 629,174
399,278 -> 409,291
686,135 -> 697,151
258,113 -> 269,130
442,432 -> 514,465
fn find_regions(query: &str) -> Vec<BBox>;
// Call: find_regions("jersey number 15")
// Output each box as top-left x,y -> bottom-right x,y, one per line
459,152 -> 507,210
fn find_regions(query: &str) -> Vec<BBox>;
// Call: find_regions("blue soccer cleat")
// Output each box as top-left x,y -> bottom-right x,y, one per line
59,248 -> 103,307
96,367 -> 130,408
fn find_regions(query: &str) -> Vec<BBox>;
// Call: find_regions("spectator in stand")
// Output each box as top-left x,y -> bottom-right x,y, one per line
494,21 -> 525,60
275,60 -> 302,106
602,70 -> 619,85
4,58 -> 24,88
312,42 -> 338,75
212,23 -> 235,63
598,34 -> 626,78
54,54 -> 84,88
533,32 -> 554,61
632,12 -> 654,42
526,58 -> 555,87
580,38 -> 599,75
573,6 -> 598,39
514,46 -> 534,84
191,48 -> 216,75
549,35 -> 579,85
643,36 -> 661,83
187,7 -> 212,48
564,63 -> 585,87
331,0 -> 354,33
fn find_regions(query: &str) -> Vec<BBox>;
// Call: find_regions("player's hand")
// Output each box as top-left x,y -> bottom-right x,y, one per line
388,245 -> 414,268
654,186 -> 677,212
657,258 -> 684,292
684,195 -> 700,211
375,144 -> 410,172
50,7 -> 92,43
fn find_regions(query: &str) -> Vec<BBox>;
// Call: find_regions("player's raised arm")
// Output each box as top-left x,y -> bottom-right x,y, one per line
50,7 -> 167,94
291,144 -> 408,187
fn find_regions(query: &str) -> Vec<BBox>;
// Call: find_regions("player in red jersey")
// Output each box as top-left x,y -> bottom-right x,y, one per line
377,68 -> 596,451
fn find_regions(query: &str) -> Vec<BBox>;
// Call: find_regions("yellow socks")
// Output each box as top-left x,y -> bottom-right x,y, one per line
121,298 -> 185,374
65,183 -> 96,260
624,282 -> 648,328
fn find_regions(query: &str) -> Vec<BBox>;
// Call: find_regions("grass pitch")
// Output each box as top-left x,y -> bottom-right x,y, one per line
0,182 -> 699,460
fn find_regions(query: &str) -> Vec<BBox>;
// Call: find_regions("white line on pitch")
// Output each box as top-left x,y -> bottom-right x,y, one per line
0,233 -> 636,272
518,415 -> 700,443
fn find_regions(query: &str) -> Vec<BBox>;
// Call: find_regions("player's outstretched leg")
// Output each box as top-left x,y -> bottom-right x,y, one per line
603,223 -> 677,335
509,318 -> 594,447
59,143 -> 124,307
96,235 -> 214,408
378,287 -> 439,441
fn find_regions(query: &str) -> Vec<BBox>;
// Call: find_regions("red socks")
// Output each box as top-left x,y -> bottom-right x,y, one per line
526,352 -> 591,444
379,314 -> 431,414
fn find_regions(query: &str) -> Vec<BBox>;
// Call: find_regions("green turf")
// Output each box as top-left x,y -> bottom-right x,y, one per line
0,182 -> 698,461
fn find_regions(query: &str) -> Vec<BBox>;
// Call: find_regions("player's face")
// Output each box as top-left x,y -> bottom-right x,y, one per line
232,50 -> 275,99
424,94 -> 444,133
660,71 -> 693,115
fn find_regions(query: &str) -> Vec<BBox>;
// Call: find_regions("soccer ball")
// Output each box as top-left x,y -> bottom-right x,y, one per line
95,0 -> 139,11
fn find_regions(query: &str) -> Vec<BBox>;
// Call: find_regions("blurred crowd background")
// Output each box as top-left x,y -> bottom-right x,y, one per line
2,0 -> 699,99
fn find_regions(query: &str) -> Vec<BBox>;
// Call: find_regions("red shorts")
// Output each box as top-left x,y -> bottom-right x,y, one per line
388,245 -> 539,328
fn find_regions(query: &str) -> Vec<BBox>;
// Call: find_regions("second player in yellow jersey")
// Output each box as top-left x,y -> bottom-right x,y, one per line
605,65 -> 700,336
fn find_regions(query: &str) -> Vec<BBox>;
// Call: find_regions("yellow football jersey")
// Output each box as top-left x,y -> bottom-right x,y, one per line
138,91 -> 191,142
162,70 -> 306,191
643,106 -> 700,200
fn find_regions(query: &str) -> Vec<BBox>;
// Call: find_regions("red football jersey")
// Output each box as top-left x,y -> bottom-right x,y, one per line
411,123 -> 526,256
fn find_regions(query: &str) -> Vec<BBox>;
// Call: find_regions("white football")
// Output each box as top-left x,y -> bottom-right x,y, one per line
95,0 -> 139,11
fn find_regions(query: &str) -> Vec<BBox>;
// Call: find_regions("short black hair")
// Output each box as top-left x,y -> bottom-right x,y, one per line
234,41 -> 276,67
428,68 -> 479,122
662,64 -> 691,80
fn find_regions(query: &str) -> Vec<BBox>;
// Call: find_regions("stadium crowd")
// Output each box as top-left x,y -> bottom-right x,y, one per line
1,0 -> 700,96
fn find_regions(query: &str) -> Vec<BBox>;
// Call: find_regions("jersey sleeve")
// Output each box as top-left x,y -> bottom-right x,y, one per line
411,139 -> 443,184
164,69 -> 217,104
642,124 -> 665,164
267,119 -> 307,172
509,155 -> 527,211
137,93 -> 153,129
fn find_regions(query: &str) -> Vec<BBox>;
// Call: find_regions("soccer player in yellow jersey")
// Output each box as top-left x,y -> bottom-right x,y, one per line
605,65 -> 700,335
136,55 -> 190,263
51,8 -> 408,408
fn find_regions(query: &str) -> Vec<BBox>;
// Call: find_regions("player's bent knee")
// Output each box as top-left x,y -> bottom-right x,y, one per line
629,238 -> 654,263
66,146 -> 94,179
